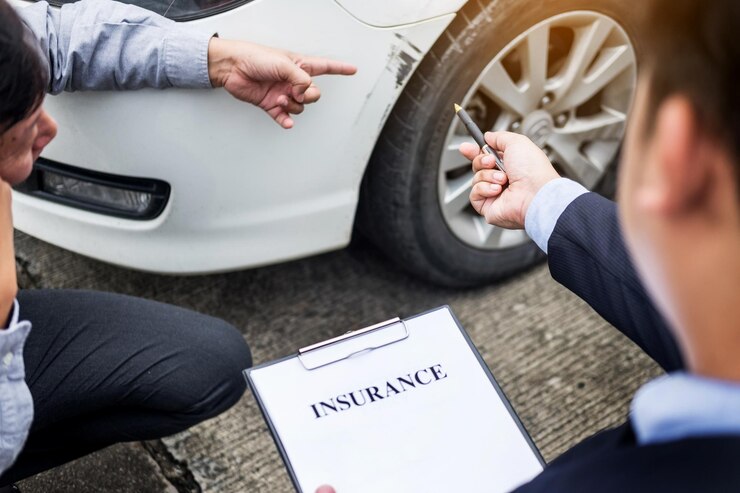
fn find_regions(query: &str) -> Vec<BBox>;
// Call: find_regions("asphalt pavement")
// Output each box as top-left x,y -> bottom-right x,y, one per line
14,231 -> 662,492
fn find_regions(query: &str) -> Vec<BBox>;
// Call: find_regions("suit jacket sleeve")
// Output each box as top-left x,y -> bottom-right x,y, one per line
16,0 -> 213,94
547,192 -> 684,371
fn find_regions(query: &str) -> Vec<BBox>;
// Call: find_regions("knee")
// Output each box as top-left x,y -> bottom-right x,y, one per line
176,316 -> 252,421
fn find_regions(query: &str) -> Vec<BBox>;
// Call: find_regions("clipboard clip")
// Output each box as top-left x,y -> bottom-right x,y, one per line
298,317 -> 409,371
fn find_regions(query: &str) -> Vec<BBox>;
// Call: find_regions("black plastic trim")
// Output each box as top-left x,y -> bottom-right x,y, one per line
15,157 -> 171,221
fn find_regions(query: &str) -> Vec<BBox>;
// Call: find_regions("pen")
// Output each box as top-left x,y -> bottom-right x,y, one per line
454,103 -> 507,174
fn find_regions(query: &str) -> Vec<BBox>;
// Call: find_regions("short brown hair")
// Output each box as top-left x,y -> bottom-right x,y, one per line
641,0 -> 740,190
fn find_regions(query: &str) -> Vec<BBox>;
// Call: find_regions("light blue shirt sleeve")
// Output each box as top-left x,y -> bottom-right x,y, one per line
631,373 -> 740,445
0,300 -> 34,477
524,178 -> 589,254
16,0 -> 215,94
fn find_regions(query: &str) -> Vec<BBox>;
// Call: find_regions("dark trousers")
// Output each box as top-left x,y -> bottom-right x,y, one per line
0,289 -> 252,485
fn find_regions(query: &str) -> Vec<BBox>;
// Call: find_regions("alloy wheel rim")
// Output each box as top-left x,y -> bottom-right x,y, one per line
438,11 -> 637,250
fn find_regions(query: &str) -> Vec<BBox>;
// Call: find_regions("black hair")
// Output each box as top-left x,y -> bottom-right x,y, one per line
0,0 -> 48,135
641,0 -> 740,190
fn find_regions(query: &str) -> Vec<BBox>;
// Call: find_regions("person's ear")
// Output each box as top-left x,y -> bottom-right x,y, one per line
640,95 -> 708,215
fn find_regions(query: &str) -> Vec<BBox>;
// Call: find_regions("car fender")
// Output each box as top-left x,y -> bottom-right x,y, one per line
11,0 -> 460,273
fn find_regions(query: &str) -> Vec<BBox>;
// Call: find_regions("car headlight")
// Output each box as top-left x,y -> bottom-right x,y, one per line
45,0 -> 252,21
15,158 -> 170,220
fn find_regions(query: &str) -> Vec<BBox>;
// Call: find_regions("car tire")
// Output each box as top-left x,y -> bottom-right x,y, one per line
357,0 -> 644,287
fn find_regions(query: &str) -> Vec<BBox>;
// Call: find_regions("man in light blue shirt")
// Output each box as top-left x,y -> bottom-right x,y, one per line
0,0 -> 355,489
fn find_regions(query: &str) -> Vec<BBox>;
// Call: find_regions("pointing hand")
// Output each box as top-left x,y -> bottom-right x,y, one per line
208,38 -> 357,129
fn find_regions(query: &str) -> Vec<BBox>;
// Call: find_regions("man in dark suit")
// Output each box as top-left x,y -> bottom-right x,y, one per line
456,0 -> 740,490
318,0 -> 739,491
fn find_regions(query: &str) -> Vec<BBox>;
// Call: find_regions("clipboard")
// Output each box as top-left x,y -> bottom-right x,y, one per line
244,306 -> 544,493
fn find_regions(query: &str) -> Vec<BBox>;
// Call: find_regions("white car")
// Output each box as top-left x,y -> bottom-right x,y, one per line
14,0 -> 638,286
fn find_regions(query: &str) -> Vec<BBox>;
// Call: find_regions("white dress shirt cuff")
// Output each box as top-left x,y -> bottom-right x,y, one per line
524,178 -> 589,254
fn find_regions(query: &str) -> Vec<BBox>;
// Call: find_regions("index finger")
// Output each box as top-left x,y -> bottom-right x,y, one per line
299,57 -> 358,76
484,131 -> 524,153
459,142 -> 480,161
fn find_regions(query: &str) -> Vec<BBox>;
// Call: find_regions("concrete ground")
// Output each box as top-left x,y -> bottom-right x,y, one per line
13,231 -> 662,492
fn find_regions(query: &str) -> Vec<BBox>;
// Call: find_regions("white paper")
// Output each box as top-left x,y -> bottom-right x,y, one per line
248,307 -> 543,493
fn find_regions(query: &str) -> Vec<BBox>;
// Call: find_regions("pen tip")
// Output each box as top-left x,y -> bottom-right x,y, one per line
454,103 -> 462,113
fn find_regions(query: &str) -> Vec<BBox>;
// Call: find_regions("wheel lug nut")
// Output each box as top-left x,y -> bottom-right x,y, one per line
540,93 -> 554,107
555,113 -> 568,127
510,120 -> 522,132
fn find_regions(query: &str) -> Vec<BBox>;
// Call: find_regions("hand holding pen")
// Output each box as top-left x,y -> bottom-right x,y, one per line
454,104 -> 507,173
455,104 -> 560,230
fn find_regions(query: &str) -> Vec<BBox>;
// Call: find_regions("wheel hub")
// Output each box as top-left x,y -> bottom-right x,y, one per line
438,11 -> 637,251
519,110 -> 554,148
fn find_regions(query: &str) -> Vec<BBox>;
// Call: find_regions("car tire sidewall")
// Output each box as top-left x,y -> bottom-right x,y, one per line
403,0 -> 642,284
